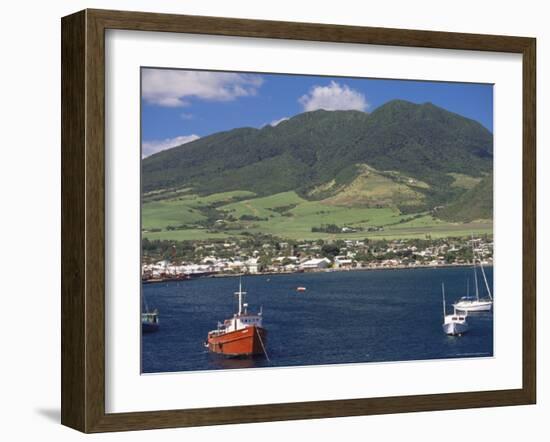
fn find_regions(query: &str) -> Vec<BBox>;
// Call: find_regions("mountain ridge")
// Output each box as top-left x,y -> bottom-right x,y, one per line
142,100 -> 493,221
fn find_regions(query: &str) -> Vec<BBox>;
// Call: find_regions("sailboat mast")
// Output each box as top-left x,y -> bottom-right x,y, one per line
472,238 -> 480,301
479,260 -> 493,300
442,283 -> 446,318
142,293 -> 149,313
473,264 -> 480,301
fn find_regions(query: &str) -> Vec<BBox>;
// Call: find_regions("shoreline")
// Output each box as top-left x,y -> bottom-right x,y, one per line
142,261 -> 493,284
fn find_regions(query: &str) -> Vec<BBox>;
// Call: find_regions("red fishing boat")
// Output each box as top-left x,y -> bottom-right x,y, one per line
206,280 -> 268,357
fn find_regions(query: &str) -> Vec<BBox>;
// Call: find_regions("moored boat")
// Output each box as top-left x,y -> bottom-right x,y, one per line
453,239 -> 493,312
442,283 -> 469,336
443,315 -> 469,336
452,297 -> 492,312
206,280 -> 268,357
142,310 -> 159,333
142,291 -> 159,333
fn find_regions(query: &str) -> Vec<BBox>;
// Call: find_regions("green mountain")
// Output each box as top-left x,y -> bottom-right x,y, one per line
142,100 -> 493,221
437,175 -> 493,222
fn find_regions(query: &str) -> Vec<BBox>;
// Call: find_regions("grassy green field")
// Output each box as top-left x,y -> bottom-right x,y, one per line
143,228 -> 236,241
142,199 -> 205,229
321,164 -> 427,208
142,189 -> 492,241
142,191 -> 256,230
223,191 -> 304,218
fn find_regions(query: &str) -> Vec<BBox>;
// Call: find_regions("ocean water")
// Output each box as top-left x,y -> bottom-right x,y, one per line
141,266 -> 493,373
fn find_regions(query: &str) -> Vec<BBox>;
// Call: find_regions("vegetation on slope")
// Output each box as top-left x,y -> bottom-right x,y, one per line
142,100 -> 493,225
437,175 -> 493,222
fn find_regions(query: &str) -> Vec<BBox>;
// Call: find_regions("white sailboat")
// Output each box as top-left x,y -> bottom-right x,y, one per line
453,240 -> 493,312
442,283 -> 469,336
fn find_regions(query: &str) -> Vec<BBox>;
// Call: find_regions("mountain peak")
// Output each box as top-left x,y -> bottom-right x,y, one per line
143,99 -> 492,214
290,108 -> 367,120
374,99 -> 437,113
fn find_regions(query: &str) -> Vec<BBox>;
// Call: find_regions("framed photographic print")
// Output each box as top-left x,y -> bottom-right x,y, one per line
61,9 -> 536,433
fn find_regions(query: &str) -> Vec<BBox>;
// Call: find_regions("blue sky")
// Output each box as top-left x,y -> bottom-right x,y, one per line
141,68 -> 493,157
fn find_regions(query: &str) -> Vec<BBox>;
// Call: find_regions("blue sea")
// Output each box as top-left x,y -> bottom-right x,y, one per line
141,266 -> 493,373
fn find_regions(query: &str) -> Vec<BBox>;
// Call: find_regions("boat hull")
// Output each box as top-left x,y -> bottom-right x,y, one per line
442,322 -> 469,336
453,301 -> 492,312
207,326 -> 267,356
142,321 -> 159,333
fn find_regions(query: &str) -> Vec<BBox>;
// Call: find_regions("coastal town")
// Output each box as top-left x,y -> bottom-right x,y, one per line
141,235 -> 493,282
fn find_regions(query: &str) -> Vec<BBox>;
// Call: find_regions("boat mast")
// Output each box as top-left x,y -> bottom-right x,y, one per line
235,277 -> 247,315
142,293 -> 149,314
442,283 -> 446,318
471,237 -> 480,302
479,260 -> 493,300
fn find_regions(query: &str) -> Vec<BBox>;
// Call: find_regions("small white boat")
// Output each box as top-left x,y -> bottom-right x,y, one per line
442,283 -> 469,336
453,297 -> 492,312
453,239 -> 493,312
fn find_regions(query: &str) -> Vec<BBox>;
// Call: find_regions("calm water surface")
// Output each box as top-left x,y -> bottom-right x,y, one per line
142,266 -> 493,373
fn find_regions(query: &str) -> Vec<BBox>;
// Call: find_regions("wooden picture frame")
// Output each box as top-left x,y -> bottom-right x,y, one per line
61,8 -> 536,433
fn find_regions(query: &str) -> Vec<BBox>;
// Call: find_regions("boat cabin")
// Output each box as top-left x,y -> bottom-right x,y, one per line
211,312 -> 263,335
207,280 -> 264,338
444,312 -> 467,324
141,311 -> 159,324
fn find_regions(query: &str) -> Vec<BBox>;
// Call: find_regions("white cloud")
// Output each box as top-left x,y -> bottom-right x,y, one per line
142,135 -> 200,158
180,112 -> 194,120
299,81 -> 367,112
269,116 -> 289,127
142,69 -> 264,107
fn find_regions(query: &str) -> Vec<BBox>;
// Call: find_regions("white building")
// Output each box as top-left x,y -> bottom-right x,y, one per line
300,257 -> 331,270
334,255 -> 354,268
246,258 -> 259,274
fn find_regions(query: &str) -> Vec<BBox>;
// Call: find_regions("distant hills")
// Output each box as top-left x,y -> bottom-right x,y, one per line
142,100 -> 493,222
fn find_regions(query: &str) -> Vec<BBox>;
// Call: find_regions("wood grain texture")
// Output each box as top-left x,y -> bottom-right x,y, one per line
85,9 -> 107,432
60,8 -> 537,433
61,10 -> 86,432
88,8 -> 533,53
522,38 -> 536,403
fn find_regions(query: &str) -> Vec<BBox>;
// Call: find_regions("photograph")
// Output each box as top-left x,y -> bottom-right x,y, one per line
2,0 -> 536,437
140,68 -> 495,374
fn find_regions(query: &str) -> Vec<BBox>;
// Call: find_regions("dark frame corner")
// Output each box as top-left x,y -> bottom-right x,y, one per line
61,8 -> 536,433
